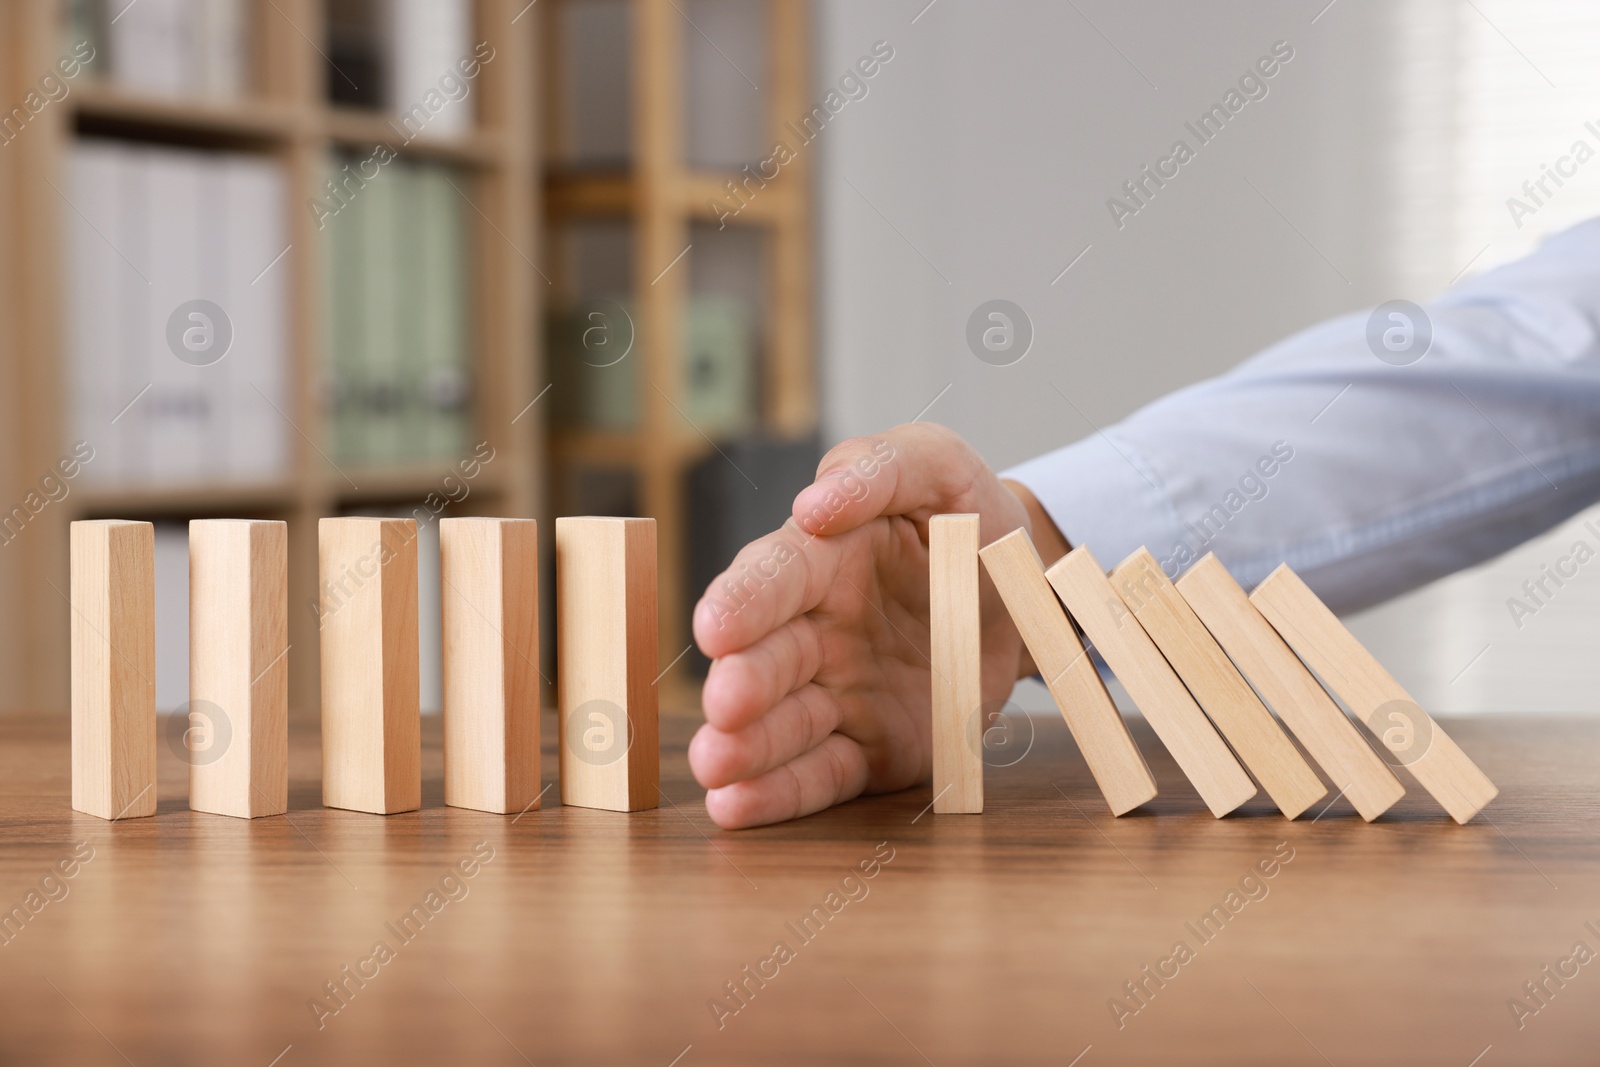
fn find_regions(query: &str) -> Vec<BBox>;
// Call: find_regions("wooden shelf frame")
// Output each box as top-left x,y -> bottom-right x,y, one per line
540,0 -> 815,668
0,0 -> 543,716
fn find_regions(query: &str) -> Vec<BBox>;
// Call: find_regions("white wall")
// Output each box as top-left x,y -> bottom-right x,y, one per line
812,0 -> 1600,714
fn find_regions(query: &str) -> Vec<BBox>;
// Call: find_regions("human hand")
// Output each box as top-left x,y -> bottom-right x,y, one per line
689,422 -> 1067,828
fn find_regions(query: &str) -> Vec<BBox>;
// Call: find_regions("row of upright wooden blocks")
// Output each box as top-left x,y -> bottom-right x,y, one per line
931,517 -> 1498,823
69,516 -> 658,821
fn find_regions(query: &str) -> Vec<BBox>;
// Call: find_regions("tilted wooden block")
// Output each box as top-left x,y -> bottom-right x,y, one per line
70,520 -> 157,820
1045,546 -> 1256,818
556,517 -> 659,812
189,520 -> 288,818
318,517 -> 421,815
979,529 -> 1155,815
1177,554 -> 1403,822
1111,547 -> 1325,820
441,518 -> 541,815
1250,563 -> 1498,824
930,515 -> 983,814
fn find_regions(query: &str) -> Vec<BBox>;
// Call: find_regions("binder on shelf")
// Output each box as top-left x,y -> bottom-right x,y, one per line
223,155 -> 291,482
549,295 -> 755,435
387,0 -> 473,137
416,165 -> 472,461
361,162 -> 405,465
325,155 -> 368,467
64,139 -> 290,490
104,0 -> 249,100
394,163 -> 430,465
324,156 -> 473,469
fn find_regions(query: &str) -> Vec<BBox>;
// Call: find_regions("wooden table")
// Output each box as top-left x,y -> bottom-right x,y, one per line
1,709 -> 1594,1065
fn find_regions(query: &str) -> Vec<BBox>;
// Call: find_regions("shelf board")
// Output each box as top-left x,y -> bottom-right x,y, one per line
681,170 -> 795,225
543,171 -> 634,217
544,169 -> 795,224
322,109 -> 503,166
70,82 -> 299,145
72,480 -> 300,519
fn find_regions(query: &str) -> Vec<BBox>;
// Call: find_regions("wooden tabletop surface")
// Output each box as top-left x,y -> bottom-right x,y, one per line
0,707 -> 1595,1066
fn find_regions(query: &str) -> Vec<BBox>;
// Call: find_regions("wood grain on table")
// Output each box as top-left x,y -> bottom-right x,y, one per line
0,708 -> 1592,1066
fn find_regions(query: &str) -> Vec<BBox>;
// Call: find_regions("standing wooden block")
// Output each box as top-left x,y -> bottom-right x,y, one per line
556,517 -> 659,812
189,520 -> 288,818
930,515 -> 983,813
318,517 -> 421,815
1045,546 -> 1256,817
979,529 -> 1156,815
441,518 -> 541,815
1110,548 -> 1325,820
1251,564 -> 1498,824
70,520 -> 157,820
1176,554 -> 1404,822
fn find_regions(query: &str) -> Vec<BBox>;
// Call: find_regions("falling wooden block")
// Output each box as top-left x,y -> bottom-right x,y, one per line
979,529 -> 1156,815
188,519 -> 288,819
556,517 -> 659,812
1251,563 -> 1497,824
1177,554 -> 1404,822
70,520 -> 157,820
1045,546 -> 1255,817
318,517 -> 421,815
441,517 -> 541,815
1111,547 -> 1325,820
930,515 -> 983,813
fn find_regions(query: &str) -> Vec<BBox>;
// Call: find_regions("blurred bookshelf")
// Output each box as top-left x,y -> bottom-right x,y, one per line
541,0 -> 817,672
0,0 -> 813,715
0,0 -> 539,715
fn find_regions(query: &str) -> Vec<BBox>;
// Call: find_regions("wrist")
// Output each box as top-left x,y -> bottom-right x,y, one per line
1001,478 -> 1071,567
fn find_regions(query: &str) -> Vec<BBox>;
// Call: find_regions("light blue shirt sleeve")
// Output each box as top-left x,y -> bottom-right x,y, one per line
1003,219 -> 1600,615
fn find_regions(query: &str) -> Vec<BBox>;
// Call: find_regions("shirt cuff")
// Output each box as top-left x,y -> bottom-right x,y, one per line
1002,431 -> 1184,574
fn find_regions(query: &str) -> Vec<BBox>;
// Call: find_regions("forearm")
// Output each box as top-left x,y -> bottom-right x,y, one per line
1004,220 -> 1600,614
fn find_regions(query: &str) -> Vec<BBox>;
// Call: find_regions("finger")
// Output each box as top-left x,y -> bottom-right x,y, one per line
792,422 -> 986,537
689,684 -> 842,790
701,616 -> 825,732
703,732 -> 870,830
693,521 -> 848,660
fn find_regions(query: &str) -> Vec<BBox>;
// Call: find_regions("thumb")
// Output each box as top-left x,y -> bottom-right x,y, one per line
791,422 -> 988,537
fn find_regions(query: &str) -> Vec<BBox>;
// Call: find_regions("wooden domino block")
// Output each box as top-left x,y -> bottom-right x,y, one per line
441,517 -> 541,815
1176,554 -> 1403,822
70,520 -> 157,820
979,529 -> 1156,815
1045,546 -> 1256,817
556,517 -> 658,812
318,517 -> 421,815
188,520 -> 288,818
930,515 -> 983,813
1111,548 -> 1325,820
1250,563 -> 1497,824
